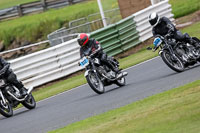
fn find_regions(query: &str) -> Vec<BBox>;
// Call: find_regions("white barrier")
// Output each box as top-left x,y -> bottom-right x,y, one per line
10,39 -> 82,88
133,0 -> 174,42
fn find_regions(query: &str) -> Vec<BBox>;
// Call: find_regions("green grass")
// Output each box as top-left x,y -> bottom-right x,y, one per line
0,0 -> 119,47
49,80 -> 200,133
0,0 -> 36,9
169,0 -> 200,18
181,21 -> 200,38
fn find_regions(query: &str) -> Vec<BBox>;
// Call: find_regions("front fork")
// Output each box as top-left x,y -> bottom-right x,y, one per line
162,45 -> 178,61
0,90 -> 7,105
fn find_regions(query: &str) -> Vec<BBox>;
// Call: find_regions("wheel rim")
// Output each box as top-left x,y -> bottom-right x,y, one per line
89,73 -> 104,92
25,95 -> 35,106
165,52 -> 184,70
0,100 -> 11,113
117,77 -> 125,84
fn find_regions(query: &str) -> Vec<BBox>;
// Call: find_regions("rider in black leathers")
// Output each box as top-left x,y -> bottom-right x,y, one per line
0,57 -> 27,97
149,12 -> 200,48
78,33 -> 120,73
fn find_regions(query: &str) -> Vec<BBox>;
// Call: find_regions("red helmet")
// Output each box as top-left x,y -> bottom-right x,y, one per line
77,33 -> 89,46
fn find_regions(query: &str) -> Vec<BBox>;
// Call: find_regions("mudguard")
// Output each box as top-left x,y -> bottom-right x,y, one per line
159,50 -> 163,55
84,70 -> 96,77
84,70 -> 90,77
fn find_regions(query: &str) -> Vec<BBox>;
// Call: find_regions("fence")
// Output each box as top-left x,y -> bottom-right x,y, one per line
48,8 -> 121,46
7,0 -> 173,88
0,0 -> 85,21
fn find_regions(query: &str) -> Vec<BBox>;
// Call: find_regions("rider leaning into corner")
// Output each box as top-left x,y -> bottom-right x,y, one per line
148,12 -> 200,50
77,33 -> 121,75
0,57 -> 27,98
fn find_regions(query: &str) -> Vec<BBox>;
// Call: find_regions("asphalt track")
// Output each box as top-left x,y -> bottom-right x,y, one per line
0,57 -> 200,133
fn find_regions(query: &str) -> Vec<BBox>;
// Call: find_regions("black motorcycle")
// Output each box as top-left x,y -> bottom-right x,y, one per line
147,34 -> 200,72
0,78 -> 36,117
79,52 -> 128,94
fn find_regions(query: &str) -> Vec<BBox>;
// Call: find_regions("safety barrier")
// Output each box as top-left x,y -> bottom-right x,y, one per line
10,39 -> 81,88
8,0 -> 173,88
90,15 -> 140,56
134,0 -> 174,41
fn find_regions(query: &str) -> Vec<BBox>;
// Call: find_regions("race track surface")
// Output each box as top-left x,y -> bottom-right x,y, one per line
0,57 -> 200,133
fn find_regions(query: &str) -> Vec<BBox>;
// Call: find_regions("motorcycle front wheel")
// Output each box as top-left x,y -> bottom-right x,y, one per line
0,98 -> 13,117
161,50 -> 184,72
22,94 -> 36,109
86,71 -> 105,94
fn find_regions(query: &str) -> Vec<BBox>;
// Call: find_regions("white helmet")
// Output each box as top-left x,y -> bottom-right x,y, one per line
149,12 -> 160,27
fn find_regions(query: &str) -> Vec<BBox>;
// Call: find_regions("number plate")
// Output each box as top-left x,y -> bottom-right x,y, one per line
80,57 -> 89,67
153,37 -> 162,47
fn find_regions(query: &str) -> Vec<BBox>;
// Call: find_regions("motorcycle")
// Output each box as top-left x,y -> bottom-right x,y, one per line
0,78 -> 36,117
79,51 -> 128,94
147,34 -> 200,72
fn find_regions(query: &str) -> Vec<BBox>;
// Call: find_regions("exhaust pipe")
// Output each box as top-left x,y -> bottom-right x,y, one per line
7,91 -> 27,102
7,86 -> 34,102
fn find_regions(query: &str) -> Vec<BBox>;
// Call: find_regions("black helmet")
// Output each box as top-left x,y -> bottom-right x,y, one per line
149,12 -> 160,27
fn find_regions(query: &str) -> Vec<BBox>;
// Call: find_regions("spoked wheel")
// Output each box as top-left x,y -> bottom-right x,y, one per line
161,50 -> 184,72
22,94 -> 36,109
86,71 -> 105,94
115,76 -> 126,87
0,99 -> 13,117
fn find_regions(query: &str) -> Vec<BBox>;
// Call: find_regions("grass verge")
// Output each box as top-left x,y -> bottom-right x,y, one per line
169,0 -> 200,18
0,0 -> 36,9
0,0 -> 118,47
49,80 -> 200,133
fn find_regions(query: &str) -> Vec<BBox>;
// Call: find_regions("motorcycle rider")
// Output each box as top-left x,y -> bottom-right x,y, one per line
0,57 -> 27,98
148,12 -> 200,49
78,33 -> 120,74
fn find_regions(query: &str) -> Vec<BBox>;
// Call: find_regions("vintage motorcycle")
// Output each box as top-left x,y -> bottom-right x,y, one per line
147,34 -> 200,72
0,77 -> 36,117
79,51 -> 128,94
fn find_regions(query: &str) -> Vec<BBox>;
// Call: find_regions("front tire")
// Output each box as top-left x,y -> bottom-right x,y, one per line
0,99 -> 13,117
22,94 -> 36,109
86,71 -> 105,94
161,50 -> 184,72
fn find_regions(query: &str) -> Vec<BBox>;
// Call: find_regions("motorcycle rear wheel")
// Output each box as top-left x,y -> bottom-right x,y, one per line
22,94 -> 36,109
115,77 -> 126,87
86,71 -> 105,94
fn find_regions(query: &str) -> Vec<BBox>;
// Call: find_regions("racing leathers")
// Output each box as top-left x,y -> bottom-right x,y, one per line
0,57 -> 27,97
152,17 -> 199,48
80,39 -> 119,73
